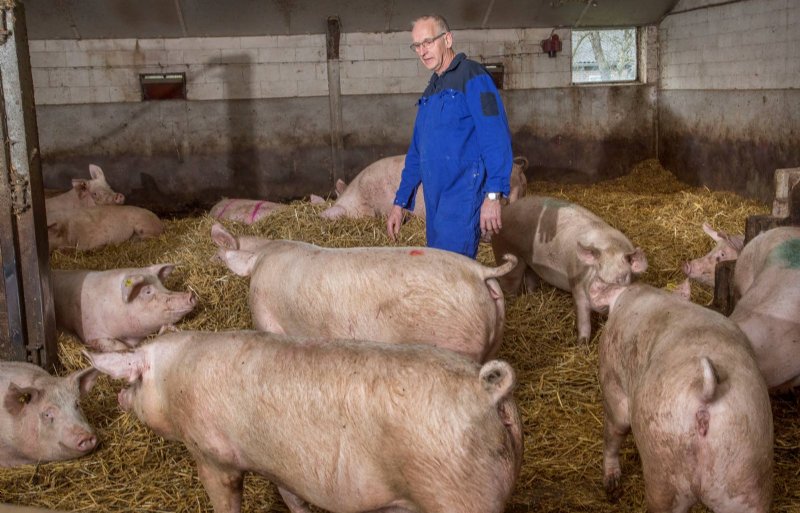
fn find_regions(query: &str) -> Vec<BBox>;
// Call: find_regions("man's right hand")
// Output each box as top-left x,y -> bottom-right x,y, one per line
386,205 -> 404,241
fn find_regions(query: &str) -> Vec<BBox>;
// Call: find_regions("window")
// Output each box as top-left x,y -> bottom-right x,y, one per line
571,28 -> 637,84
140,73 -> 187,100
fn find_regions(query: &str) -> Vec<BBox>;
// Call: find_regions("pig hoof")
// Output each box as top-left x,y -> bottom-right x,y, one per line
577,336 -> 589,345
603,471 -> 623,501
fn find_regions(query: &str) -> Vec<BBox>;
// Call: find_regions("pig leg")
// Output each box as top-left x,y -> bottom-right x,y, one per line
602,381 -> 630,499
85,338 -> 130,352
522,267 -> 540,294
277,488 -> 314,513
196,458 -> 244,513
641,469 -> 692,513
572,286 -> 592,343
496,260 -> 527,297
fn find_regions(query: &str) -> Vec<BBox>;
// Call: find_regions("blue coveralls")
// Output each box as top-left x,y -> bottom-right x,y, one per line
393,53 -> 513,258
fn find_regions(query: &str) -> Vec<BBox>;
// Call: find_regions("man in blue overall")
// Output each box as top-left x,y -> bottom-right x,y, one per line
386,14 -> 513,258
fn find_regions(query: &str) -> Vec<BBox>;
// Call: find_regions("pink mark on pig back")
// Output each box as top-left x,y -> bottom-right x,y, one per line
410,249 -> 424,256
216,199 -> 237,219
249,201 -> 266,223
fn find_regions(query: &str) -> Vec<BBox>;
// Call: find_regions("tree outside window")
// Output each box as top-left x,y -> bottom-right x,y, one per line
572,28 -> 637,83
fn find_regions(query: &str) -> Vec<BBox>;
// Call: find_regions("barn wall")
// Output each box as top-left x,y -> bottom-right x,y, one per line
658,0 -> 800,203
31,26 -> 658,211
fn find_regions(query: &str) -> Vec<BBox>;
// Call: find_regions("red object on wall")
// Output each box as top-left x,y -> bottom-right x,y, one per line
541,34 -> 562,57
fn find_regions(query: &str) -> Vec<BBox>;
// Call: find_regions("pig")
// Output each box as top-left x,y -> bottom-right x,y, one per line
87,329 -> 523,513
45,164 -> 125,215
490,195 -> 648,343
320,154 -> 529,220
1,361 -> 99,467
52,264 -> 197,352
682,222 -> 744,287
729,227 -> 800,390
47,205 -> 164,252
590,281 -> 773,513
209,198 -> 286,225
211,223 -> 517,362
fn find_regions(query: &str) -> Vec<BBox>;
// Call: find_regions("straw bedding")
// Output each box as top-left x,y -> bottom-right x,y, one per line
1,159 -> 797,513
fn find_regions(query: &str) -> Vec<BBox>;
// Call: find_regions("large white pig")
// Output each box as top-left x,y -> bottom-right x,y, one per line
490,195 -> 648,343
45,164 -> 124,215
730,227 -> 800,390
52,264 -> 197,352
47,205 -> 163,252
320,154 -> 529,220
211,223 -> 516,362
683,222 -> 744,287
88,330 -> 523,513
590,281 -> 773,513
1,361 -> 99,467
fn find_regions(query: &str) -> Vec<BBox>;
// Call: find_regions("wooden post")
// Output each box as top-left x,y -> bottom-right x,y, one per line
326,16 -> 344,189
0,2 -> 58,369
711,260 -> 736,316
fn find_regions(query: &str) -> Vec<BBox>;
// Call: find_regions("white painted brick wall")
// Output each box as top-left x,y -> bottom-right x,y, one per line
30,24 -> 657,105
660,0 -> 798,90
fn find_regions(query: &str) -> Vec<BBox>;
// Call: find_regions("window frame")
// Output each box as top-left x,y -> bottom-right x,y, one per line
570,27 -> 640,86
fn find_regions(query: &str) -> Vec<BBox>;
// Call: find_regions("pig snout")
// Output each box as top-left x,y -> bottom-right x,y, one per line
168,292 -> 197,313
114,193 -> 125,204
76,432 -> 97,453
68,425 -> 98,454
682,260 -> 693,276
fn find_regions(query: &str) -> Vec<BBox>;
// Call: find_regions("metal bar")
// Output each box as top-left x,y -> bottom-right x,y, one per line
0,2 -> 58,370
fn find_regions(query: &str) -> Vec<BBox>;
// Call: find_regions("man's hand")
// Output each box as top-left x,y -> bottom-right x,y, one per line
386,205 -> 405,241
480,197 -> 502,238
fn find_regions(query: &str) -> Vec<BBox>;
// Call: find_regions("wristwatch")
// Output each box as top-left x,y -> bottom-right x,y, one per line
485,192 -> 501,201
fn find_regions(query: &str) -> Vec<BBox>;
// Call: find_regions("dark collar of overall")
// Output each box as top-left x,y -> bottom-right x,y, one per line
427,52 -> 466,89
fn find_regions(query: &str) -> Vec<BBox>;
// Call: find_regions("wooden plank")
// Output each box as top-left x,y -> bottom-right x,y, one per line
326,16 -> 344,189
711,260 -> 736,316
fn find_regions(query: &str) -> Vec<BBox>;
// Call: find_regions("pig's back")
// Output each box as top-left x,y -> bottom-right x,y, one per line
250,244 -> 498,346
152,332 -> 516,510
735,227 -> 800,296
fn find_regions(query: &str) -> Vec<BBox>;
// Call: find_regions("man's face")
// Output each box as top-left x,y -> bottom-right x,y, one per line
411,19 -> 451,74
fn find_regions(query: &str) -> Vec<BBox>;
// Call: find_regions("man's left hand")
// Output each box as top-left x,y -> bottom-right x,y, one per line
480,197 -> 502,238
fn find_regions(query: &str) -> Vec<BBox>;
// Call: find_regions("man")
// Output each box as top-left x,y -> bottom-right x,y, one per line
386,14 -> 513,258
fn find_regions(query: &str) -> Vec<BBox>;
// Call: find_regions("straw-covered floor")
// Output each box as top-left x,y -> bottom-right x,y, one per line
1,159 -> 798,512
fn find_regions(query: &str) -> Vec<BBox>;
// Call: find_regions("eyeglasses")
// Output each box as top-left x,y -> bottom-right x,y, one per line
410,32 -> 447,52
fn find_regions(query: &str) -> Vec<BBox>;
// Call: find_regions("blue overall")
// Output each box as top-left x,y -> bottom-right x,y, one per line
393,53 -> 513,258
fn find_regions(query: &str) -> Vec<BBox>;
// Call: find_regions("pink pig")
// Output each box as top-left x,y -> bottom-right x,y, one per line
47,205 -> 163,252
491,195 -> 648,343
211,223 -> 516,362
53,264 -> 197,351
88,330 -> 523,513
1,361 -> 99,467
590,280 -> 773,513
321,155 -> 528,220
683,222 -> 744,287
46,164 -> 124,216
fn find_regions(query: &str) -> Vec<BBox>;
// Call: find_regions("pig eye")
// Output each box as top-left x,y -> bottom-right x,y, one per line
41,409 -> 55,423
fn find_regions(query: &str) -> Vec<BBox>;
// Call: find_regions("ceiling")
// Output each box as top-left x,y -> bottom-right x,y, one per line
24,0 -> 680,40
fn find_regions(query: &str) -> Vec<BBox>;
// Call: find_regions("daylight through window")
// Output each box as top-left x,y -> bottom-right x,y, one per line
571,28 -> 637,84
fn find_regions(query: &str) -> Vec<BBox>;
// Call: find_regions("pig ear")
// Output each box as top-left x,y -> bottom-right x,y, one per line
577,242 -> 599,265
88,164 -> 105,180
3,383 -> 42,416
221,249 -> 259,277
701,222 -> 724,242
726,235 -> 745,253
309,194 -> 325,205
121,274 -> 147,303
626,248 -> 648,274
72,179 -> 89,196
85,350 -> 145,384
69,367 -> 101,396
335,179 -> 347,197
148,263 -> 175,282
211,223 -> 239,250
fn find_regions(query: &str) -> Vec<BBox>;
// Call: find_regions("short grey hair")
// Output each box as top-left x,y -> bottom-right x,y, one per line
411,14 -> 450,34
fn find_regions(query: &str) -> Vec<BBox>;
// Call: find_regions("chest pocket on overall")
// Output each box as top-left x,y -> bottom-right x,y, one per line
436,89 -> 470,128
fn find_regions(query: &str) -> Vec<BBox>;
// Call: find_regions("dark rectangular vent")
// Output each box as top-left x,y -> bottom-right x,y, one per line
140,73 -> 187,100
484,63 -> 504,90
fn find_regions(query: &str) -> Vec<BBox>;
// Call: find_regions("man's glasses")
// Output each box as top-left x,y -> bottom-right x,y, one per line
410,32 -> 447,52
